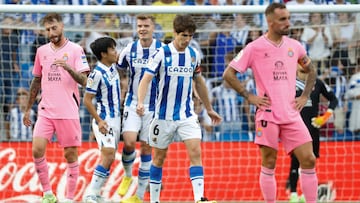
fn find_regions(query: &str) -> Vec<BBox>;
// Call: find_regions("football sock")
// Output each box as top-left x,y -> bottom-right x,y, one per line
149,165 -> 162,203
289,168 -> 299,192
300,168 -> 318,203
189,166 -> 204,202
34,157 -> 51,193
137,154 -> 152,200
89,165 -> 109,196
259,166 -> 276,203
122,149 -> 136,177
66,161 -> 79,199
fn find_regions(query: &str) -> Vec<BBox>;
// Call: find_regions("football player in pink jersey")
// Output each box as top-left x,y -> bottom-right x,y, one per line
223,3 -> 318,203
23,13 -> 90,203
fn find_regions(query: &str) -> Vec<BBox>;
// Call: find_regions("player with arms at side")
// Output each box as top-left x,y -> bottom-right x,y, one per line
287,67 -> 338,202
83,37 -> 122,203
137,14 -> 222,203
223,3 -> 318,203
23,13 -> 90,203
117,14 -> 164,203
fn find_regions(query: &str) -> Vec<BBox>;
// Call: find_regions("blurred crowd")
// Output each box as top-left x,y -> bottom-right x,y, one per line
1,0 -> 360,142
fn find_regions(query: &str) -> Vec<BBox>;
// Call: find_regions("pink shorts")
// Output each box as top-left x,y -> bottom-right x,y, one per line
33,116 -> 82,147
254,120 -> 312,154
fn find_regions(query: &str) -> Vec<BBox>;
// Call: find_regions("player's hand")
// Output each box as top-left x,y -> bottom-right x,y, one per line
295,95 -> 308,111
207,109 -> 222,126
311,109 -> 333,128
248,94 -> 270,110
136,103 -> 145,116
23,110 -> 32,127
98,120 -> 109,134
53,59 -> 70,71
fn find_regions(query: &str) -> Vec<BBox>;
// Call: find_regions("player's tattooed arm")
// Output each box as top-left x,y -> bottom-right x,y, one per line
54,59 -> 89,86
26,77 -> 41,111
299,55 -> 316,99
23,76 -> 41,127
65,67 -> 89,87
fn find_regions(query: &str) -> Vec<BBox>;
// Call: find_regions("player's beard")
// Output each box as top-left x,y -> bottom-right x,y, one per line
280,27 -> 290,36
275,29 -> 289,36
50,33 -> 63,46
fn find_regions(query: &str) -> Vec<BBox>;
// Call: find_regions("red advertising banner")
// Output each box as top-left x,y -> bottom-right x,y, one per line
1,141 -> 359,202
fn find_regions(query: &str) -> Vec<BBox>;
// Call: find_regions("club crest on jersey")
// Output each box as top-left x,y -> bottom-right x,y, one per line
288,48 -> 294,57
191,57 -> 196,66
256,127 -> 262,137
63,53 -> 68,61
165,57 -> 171,63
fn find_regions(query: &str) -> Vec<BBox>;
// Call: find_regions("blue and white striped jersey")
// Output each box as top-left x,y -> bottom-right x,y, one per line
86,62 -> 121,120
211,84 -> 240,122
118,39 -> 163,111
146,42 -> 201,121
8,107 -> 35,141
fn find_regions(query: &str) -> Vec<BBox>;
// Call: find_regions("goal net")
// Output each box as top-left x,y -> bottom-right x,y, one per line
0,3 -> 360,202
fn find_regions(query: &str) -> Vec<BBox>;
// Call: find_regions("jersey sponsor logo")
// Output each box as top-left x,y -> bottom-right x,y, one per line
274,61 -> 284,70
273,61 -> 288,81
168,66 -> 193,76
132,58 -> 149,67
48,64 -> 61,82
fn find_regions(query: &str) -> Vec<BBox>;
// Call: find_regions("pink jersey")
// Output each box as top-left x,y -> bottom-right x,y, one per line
33,40 -> 90,119
229,35 -> 307,124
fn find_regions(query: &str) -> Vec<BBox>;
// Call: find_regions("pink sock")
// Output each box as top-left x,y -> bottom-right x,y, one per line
66,161 -> 79,199
34,157 -> 51,193
259,166 -> 276,203
300,168 -> 318,203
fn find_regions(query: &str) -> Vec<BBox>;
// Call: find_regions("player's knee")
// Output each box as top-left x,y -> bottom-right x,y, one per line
300,154 -> 316,168
64,147 -> 78,163
102,151 -> 116,168
123,139 -> 136,150
153,154 -> 167,167
262,160 -> 277,169
140,142 -> 152,154
32,146 -> 45,158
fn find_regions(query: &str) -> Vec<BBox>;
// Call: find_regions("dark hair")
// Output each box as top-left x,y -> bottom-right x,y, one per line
220,14 -> 234,22
265,2 -> 286,17
90,37 -> 116,61
103,0 -> 116,5
173,14 -> 196,34
41,13 -> 63,26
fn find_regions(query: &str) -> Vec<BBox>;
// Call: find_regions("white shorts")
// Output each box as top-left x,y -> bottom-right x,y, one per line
122,105 -> 154,142
149,116 -> 201,149
92,117 -> 121,150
